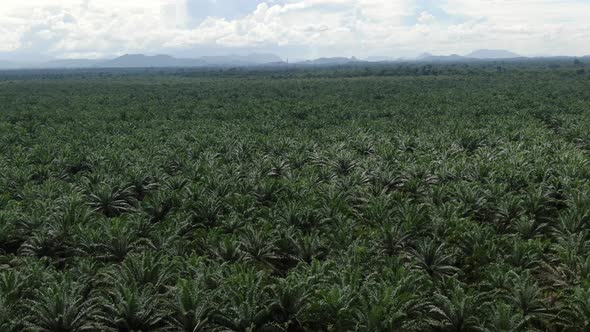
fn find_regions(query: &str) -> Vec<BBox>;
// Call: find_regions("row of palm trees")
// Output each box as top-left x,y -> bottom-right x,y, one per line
2,147 -> 590,331
2,254 -> 589,331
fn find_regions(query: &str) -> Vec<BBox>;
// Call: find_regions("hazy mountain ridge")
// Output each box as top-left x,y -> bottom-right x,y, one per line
8,53 -> 284,69
199,53 -> 282,65
364,56 -> 398,62
467,49 -> 521,59
1,50 -> 588,69
415,49 -> 522,62
297,57 -> 361,65
416,54 -> 467,62
102,54 -> 203,68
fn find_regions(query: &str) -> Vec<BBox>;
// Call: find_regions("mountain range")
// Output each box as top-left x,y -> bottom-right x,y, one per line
466,49 -> 521,59
415,53 -> 466,62
412,49 -> 523,62
37,53 -> 284,69
297,57 -> 361,65
0,50 -> 587,69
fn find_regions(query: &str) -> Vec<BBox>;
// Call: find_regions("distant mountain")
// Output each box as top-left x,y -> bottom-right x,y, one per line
466,49 -> 521,59
103,53 -> 285,68
100,54 -> 203,68
416,53 -> 434,60
4,51 -> 587,69
298,57 -> 362,65
31,53 -> 284,69
365,56 -> 397,62
412,50 -> 522,62
416,54 -> 467,62
200,53 -> 282,65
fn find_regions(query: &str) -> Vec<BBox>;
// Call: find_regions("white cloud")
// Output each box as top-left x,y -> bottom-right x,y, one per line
437,0 -> 590,55
0,0 -> 188,57
0,0 -> 589,59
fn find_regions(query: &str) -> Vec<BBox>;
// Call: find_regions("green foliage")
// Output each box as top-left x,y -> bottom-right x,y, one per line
1,62 -> 590,329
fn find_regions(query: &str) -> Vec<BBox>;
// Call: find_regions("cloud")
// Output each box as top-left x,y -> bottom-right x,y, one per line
0,0 -> 588,59
437,0 -> 590,55
0,0 -> 187,57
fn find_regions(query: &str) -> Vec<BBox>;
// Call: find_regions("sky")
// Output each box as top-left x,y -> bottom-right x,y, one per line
0,0 -> 589,62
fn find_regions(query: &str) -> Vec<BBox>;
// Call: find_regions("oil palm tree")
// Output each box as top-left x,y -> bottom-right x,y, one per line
188,192 -> 224,229
0,296 -> 14,331
408,239 -> 459,281
142,192 -> 177,224
264,277 -> 311,331
211,236 -> 244,263
126,173 -> 159,201
483,303 -> 526,332
505,271 -> 554,329
85,218 -> 153,262
304,284 -> 359,331
22,279 -> 101,332
0,211 -> 23,255
211,267 -> 273,331
168,278 -> 212,332
427,280 -> 489,332
239,227 -> 280,272
379,222 -> 413,257
87,183 -> 135,217
98,283 -> 169,331
114,252 -> 176,290
557,286 -> 590,331
356,276 -> 427,331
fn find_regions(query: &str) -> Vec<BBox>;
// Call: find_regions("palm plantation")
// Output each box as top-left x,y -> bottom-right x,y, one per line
1,60 -> 590,330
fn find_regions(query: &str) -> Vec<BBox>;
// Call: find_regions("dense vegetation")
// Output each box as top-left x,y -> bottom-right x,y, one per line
1,60 -> 590,331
